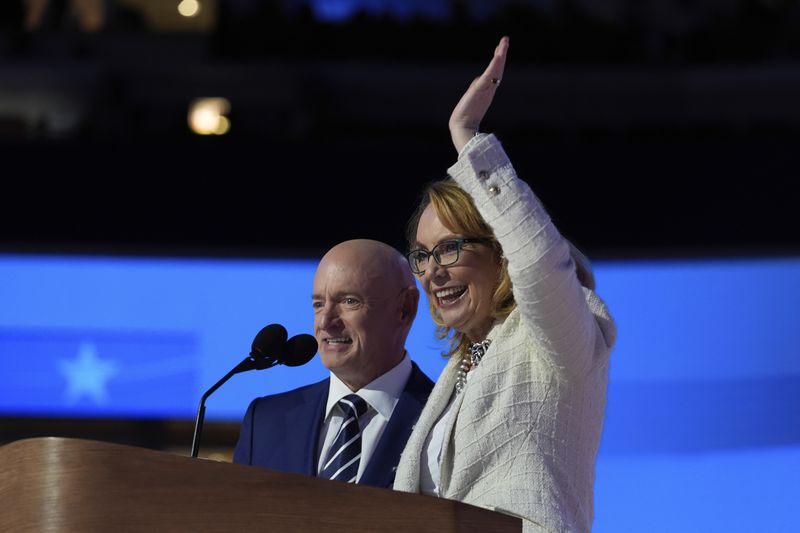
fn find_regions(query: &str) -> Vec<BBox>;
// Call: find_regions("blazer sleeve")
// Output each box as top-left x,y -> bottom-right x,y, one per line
447,133 -> 614,377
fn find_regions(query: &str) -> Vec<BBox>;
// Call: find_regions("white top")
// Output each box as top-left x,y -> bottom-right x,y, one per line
317,353 -> 412,482
419,366 -> 479,496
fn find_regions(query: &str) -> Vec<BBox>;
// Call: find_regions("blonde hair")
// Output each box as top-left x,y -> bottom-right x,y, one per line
407,179 -> 597,360
407,179 -> 515,360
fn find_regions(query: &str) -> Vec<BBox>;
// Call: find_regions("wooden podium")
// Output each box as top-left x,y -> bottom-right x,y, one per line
0,437 -> 521,532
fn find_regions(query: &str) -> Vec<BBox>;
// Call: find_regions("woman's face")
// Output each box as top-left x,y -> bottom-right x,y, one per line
414,204 -> 500,342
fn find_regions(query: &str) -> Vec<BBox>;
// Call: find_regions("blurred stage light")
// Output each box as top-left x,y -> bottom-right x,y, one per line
177,0 -> 201,18
188,97 -> 231,136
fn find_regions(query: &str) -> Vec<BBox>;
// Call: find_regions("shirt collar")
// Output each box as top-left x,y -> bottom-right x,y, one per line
326,352 -> 412,421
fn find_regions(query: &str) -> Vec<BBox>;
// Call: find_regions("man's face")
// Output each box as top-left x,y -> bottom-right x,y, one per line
312,252 -> 403,391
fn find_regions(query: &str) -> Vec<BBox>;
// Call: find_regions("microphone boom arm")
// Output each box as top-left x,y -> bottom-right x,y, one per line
190,355 -> 278,458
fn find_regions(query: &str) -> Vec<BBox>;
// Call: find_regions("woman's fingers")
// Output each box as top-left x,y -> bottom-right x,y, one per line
482,36 -> 509,87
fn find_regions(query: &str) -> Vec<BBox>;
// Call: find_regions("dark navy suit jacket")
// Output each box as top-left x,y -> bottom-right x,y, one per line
233,361 -> 433,488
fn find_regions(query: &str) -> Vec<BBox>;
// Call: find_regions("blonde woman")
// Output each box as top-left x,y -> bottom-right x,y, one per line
393,37 -> 617,533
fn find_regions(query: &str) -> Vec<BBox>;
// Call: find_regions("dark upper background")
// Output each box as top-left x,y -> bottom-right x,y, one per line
1,0 -> 798,261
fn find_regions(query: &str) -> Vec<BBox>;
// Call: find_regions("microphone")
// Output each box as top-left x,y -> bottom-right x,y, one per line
233,323 -> 289,372
190,324 -> 318,458
282,333 -> 318,367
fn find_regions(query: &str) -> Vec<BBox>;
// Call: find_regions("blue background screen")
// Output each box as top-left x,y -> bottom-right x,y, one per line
1,254 -> 798,531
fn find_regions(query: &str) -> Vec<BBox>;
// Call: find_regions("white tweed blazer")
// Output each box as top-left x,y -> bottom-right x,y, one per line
393,134 -> 617,533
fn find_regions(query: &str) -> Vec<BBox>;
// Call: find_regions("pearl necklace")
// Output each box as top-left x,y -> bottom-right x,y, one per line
455,339 -> 492,394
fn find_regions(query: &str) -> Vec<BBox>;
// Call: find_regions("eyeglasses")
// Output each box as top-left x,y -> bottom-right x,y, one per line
406,238 -> 488,275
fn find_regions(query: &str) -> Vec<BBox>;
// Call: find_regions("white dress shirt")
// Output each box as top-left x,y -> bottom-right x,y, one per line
317,353 -> 412,482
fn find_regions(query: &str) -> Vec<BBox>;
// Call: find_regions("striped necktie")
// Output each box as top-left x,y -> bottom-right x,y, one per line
320,394 -> 369,483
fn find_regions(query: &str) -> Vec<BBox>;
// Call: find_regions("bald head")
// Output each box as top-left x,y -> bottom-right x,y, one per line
312,239 -> 420,391
318,239 -> 416,291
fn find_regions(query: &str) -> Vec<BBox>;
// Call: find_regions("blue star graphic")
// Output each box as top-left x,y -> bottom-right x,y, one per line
59,342 -> 119,405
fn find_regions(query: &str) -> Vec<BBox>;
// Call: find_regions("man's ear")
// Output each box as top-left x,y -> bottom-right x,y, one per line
400,286 -> 420,323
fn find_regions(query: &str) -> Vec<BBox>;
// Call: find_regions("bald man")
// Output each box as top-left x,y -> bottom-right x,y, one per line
233,240 -> 434,488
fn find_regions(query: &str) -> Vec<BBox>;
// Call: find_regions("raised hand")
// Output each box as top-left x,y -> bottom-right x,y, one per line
448,36 -> 509,153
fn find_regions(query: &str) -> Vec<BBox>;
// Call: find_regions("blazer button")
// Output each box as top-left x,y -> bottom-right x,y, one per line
478,170 -> 490,181
488,185 -> 500,196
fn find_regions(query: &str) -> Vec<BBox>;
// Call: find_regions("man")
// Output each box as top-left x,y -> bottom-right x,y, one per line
233,239 -> 434,488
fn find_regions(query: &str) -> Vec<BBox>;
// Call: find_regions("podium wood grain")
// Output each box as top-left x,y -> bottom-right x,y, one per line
0,437 -> 521,532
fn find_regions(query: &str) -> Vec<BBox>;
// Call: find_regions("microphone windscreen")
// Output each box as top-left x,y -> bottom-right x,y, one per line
250,323 -> 288,359
282,334 -> 318,367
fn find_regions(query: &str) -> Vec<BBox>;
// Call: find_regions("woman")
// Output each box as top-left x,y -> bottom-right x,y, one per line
393,37 -> 617,533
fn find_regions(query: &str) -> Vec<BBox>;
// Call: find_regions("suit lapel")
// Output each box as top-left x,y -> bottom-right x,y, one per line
360,364 -> 431,488
282,380 -> 329,476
